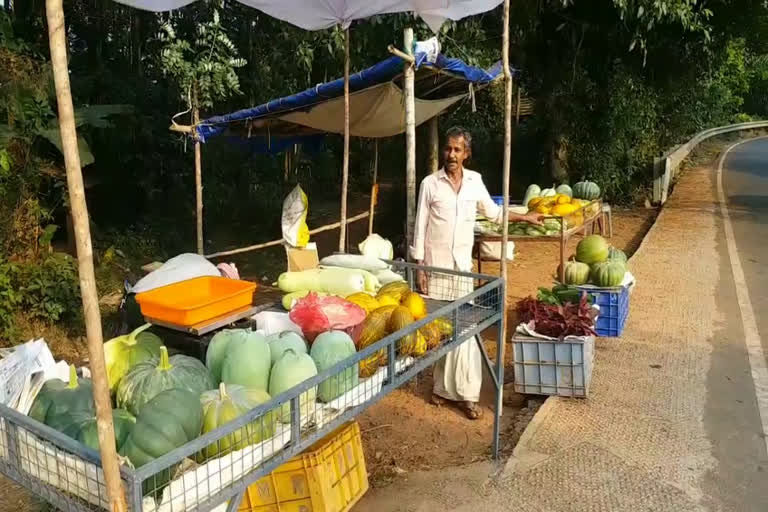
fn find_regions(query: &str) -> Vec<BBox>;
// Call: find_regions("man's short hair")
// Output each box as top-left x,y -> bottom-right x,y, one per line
444,126 -> 472,156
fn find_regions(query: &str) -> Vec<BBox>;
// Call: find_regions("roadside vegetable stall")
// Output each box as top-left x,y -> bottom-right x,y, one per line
474,181 -> 607,282
0,260 -> 505,512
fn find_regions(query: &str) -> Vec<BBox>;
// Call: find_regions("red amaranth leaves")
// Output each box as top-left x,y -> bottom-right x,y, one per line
515,294 -> 597,339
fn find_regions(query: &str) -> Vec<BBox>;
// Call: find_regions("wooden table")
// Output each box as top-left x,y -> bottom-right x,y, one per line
474,200 -> 606,282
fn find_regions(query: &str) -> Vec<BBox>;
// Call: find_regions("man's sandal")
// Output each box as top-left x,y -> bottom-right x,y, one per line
462,401 -> 483,420
431,394 -> 446,406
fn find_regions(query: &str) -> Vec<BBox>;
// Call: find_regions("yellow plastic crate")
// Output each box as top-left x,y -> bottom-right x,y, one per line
238,422 -> 369,512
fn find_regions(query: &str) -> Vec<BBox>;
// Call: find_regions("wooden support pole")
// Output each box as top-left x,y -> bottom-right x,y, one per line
498,0 -> 512,415
339,27 -> 350,252
404,28 -> 416,252
193,86 -> 203,255
427,116 -> 439,174
387,44 -> 415,63
44,1 -> 127,510
368,139 -> 379,236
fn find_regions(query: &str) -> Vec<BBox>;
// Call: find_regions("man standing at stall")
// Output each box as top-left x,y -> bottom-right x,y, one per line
411,126 -> 542,419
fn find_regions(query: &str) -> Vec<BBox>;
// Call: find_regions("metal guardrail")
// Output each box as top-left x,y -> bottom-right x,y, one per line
653,120 -> 768,204
0,261 -> 505,512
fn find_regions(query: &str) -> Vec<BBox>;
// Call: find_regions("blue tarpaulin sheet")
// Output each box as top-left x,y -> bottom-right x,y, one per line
196,53 -> 505,147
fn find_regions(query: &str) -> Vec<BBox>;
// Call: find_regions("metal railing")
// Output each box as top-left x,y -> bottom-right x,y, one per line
653,120 -> 768,204
0,261 -> 504,512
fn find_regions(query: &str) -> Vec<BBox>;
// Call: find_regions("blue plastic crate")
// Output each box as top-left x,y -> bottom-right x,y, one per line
577,284 -> 630,337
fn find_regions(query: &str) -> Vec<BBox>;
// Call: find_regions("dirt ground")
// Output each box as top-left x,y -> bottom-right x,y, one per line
357,206 -> 658,487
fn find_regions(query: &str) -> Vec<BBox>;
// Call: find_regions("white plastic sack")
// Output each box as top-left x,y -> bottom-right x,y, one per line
479,241 -> 515,262
131,253 -> 219,294
358,233 -> 393,260
281,185 -> 309,248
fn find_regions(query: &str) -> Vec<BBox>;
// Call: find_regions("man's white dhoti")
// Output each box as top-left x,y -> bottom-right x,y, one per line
427,268 -> 482,403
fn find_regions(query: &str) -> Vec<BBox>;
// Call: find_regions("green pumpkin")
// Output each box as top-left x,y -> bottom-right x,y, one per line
47,409 -> 136,453
563,261 -> 591,286
120,388 -> 203,470
198,383 -> 276,460
28,365 -> 95,424
591,261 -> 627,287
606,247 -> 628,264
104,324 -> 163,393
576,235 -> 609,264
116,346 -> 214,416
573,181 -> 601,200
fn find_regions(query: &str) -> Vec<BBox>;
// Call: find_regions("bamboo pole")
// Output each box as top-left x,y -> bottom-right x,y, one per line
368,139 -> 379,236
193,85 -> 204,255
427,116 -> 439,173
404,28 -> 416,252
44,1 -> 127,510
206,210 -> 371,259
338,27 -> 350,252
496,0 -> 513,419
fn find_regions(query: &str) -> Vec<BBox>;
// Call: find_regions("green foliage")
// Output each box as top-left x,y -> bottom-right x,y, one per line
159,10 -> 247,111
0,254 -> 81,339
0,259 -> 22,338
17,254 -> 81,324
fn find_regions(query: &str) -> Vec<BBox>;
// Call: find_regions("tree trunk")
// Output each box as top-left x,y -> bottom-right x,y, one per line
44,1 -> 127,510
404,28 -> 416,253
427,116 -> 439,173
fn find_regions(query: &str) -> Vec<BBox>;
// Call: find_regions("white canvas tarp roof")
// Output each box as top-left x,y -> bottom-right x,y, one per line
112,0 -> 504,32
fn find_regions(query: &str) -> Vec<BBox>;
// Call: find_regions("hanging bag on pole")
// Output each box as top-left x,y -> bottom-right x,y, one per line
282,185 -> 310,248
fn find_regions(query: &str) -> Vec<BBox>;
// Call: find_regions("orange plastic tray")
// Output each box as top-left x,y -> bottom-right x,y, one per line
135,276 -> 257,327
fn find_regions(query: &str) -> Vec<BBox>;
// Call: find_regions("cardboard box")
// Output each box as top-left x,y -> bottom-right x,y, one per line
286,243 -> 318,271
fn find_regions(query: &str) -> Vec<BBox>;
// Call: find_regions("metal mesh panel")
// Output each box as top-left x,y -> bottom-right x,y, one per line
0,262 -> 503,512
0,412 -> 135,512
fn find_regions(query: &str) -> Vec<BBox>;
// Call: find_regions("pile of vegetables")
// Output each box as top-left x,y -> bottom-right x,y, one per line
560,234 -> 630,288
25,249 -> 455,495
515,294 -> 598,339
522,181 -> 602,228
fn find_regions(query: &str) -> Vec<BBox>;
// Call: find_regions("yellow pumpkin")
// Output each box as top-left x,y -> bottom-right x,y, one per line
401,292 -> 427,320
556,195 -> 571,205
527,197 -> 544,209
376,294 -> 400,308
551,203 -> 578,217
345,292 -> 379,314
535,204 -> 552,215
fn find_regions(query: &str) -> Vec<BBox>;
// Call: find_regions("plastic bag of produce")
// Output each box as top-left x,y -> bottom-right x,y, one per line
282,185 -> 310,248
479,241 -> 515,261
358,234 -> 393,260
289,293 -> 366,344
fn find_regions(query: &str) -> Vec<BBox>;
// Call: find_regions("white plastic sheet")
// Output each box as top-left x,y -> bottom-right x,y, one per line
112,0 -> 504,33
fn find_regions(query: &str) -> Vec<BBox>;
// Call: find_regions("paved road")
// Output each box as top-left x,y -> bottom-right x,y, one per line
705,136 -> 768,510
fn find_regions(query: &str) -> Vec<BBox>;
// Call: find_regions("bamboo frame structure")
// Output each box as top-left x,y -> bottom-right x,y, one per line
368,139 -> 379,235
338,28 -> 351,252
497,0 -> 512,414
404,28 -> 417,253
193,87 -> 204,255
44,0 -> 126,510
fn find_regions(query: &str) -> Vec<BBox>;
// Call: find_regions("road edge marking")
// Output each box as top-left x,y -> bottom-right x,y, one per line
716,136 -> 768,455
